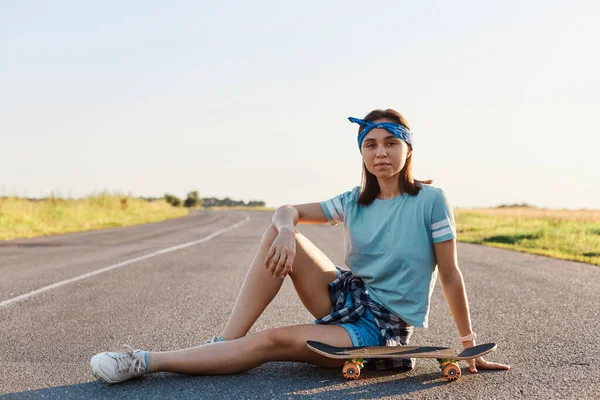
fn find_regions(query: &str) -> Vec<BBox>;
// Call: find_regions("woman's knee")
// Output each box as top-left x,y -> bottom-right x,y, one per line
261,224 -> 300,253
258,327 -> 297,351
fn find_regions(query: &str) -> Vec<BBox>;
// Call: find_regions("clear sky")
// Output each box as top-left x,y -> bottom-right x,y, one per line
1,1 -> 598,209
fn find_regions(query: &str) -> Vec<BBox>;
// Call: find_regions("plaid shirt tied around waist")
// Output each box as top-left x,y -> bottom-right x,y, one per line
314,267 -> 415,370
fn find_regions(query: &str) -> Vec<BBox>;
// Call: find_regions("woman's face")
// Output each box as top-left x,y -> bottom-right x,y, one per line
360,118 -> 411,179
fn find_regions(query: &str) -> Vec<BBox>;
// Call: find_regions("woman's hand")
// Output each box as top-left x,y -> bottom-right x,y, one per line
264,227 -> 296,278
462,340 -> 511,373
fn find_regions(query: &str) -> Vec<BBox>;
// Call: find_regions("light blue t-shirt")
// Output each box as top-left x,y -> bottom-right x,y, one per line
320,185 -> 457,328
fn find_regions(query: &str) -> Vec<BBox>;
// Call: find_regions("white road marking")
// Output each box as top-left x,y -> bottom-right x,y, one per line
1,214 -> 250,308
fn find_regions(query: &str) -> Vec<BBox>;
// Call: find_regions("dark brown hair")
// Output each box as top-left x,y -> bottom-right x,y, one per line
357,109 -> 433,206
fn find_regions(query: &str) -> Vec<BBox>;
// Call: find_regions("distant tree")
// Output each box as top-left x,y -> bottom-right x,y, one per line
164,193 -> 182,207
194,196 -> 266,208
201,197 -> 218,207
184,190 -> 201,208
247,200 -> 266,207
497,203 -> 536,208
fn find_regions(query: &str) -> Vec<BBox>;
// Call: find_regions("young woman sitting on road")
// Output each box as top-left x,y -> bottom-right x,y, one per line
90,108 -> 510,384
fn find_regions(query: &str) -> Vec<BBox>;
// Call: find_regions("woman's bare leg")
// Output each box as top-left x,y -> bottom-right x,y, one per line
151,324 -> 351,375
221,224 -> 338,339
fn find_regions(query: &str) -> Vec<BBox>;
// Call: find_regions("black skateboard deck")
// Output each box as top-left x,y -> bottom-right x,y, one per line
307,340 -> 497,381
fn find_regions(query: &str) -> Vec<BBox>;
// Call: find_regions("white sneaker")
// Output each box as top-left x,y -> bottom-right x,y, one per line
203,335 -> 226,344
90,345 -> 148,384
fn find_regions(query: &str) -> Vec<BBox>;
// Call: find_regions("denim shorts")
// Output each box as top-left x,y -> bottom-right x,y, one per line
338,292 -> 385,347
331,269 -> 385,347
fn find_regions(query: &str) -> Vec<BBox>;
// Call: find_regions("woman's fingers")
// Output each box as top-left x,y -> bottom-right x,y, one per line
277,254 -> 295,277
265,242 -> 296,278
467,357 -> 511,374
265,229 -> 297,277
467,358 -> 477,373
268,250 -> 281,274
264,246 -> 276,269
285,255 -> 294,274
273,253 -> 287,277
475,357 -> 511,370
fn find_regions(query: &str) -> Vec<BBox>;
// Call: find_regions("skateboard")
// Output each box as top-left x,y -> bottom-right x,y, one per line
306,340 -> 497,381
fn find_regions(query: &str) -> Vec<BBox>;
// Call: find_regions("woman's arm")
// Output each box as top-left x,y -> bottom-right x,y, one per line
435,239 -> 511,373
272,203 -> 329,232
266,203 -> 330,278
434,240 -> 474,339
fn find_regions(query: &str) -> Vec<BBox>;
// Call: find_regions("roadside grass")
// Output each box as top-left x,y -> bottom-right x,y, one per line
2,196 -> 598,267
0,194 -> 188,240
454,208 -> 600,267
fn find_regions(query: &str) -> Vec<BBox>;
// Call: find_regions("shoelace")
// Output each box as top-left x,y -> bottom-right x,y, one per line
114,345 -> 144,374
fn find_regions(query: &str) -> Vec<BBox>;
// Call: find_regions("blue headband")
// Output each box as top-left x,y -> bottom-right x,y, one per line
349,117 -> 414,150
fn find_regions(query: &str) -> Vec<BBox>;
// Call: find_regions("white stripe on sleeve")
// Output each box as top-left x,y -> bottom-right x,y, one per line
332,197 -> 344,222
325,201 -> 342,223
431,219 -> 450,230
432,227 -> 455,239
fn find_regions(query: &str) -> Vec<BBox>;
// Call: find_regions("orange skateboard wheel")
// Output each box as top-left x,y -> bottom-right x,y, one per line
342,362 -> 361,380
443,363 -> 461,381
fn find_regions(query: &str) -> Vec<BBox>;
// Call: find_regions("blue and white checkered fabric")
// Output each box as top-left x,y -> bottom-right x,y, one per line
314,267 -> 415,370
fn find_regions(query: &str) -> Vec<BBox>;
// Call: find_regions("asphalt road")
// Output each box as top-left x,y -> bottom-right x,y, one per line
1,210 -> 599,399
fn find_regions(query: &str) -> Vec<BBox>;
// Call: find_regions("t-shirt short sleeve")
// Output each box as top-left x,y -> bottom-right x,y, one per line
430,190 -> 457,243
320,188 -> 357,226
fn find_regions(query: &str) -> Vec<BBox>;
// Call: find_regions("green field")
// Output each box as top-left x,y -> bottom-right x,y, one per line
0,195 -> 189,240
2,197 -> 598,267
455,208 -> 600,267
